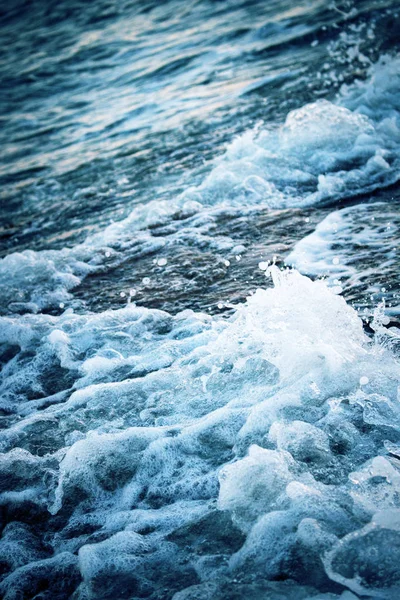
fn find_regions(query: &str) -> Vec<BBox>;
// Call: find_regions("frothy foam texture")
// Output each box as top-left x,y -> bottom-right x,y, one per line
286,201 -> 400,318
1,269 -> 399,598
1,55 -> 399,315
184,55 -> 400,210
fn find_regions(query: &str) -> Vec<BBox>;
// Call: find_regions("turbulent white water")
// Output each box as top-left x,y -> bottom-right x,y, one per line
1,2 -> 400,597
1,267 -> 400,598
1,55 -> 400,316
188,56 -> 400,208
287,201 -> 400,317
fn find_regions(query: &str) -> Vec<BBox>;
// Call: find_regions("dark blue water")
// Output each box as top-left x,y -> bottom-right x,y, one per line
1,1 -> 400,598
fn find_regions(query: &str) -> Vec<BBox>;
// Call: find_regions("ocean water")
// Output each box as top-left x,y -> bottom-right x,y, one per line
1,1 -> 400,599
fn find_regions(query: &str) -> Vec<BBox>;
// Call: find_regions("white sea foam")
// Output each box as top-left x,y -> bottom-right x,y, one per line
286,202 -> 400,316
1,56 -> 399,314
1,269 -> 399,598
182,55 -> 400,209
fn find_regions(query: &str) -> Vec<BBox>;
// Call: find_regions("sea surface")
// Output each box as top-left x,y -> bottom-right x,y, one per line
1,1 -> 400,599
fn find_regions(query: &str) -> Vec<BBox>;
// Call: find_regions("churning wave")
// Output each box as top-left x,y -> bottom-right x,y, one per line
1,1 -> 400,599
1,55 -> 400,316
1,267 -> 400,598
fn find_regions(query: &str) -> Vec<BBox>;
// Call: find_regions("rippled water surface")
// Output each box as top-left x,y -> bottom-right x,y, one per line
1,1 -> 400,599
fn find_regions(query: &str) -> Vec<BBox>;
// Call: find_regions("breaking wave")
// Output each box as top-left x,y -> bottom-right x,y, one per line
1,269 -> 400,598
1,55 -> 400,316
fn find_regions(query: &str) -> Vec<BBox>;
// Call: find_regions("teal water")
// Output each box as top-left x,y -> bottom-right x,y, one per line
1,1 -> 400,598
